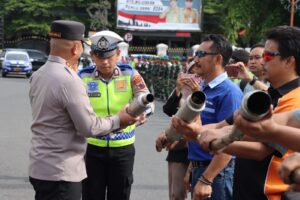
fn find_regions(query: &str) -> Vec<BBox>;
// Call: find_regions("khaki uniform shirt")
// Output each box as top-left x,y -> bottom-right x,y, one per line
29,55 -> 119,182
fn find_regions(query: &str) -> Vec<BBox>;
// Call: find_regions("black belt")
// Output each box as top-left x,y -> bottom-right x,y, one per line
191,160 -> 211,168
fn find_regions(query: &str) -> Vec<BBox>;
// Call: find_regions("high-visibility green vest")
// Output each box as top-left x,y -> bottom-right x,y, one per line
82,73 -> 136,147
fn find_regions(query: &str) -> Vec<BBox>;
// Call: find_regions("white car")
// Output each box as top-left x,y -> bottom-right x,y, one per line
2,50 -> 32,78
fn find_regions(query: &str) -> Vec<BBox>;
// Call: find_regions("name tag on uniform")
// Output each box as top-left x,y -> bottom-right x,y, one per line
87,81 -> 101,97
115,79 -> 127,92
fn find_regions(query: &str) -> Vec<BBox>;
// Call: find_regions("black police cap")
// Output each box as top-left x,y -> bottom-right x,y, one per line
49,20 -> 85,41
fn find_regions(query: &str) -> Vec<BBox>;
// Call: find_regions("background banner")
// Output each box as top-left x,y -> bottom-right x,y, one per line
117,0 -> 202,31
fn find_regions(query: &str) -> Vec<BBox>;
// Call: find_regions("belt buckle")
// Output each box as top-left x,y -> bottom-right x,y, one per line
192,161 -> 200,168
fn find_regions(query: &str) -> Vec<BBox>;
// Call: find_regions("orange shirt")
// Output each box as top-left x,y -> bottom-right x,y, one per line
265,87 -> 300,200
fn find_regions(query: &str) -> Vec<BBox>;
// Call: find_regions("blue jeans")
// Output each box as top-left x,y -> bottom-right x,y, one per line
191,159 -> 235,200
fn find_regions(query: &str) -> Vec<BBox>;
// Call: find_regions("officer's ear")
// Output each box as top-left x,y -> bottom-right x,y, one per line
116,48 -> 121,56
71,41 -> 82,56
214,53 -> 223,67
116,48 -> 121,59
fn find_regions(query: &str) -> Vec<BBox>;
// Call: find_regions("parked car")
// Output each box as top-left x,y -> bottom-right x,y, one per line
2,50 -> 32,78
0,50 -> 5,70
0,48 -> 48,71
0,49 -> 27,71
26,49 -> 48,71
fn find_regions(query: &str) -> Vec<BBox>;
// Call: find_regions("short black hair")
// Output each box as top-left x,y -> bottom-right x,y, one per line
266,26 -> 300,75
231,49 -> 250,64
202,34 -> 232,67
250,42 -> 265,51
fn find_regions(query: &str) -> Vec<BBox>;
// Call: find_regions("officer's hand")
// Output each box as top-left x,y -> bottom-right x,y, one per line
118,105 -> 140,129
135,113 -> 147,127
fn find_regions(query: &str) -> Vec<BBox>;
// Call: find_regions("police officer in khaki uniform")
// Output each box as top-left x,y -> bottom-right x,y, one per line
29,20 -> 140,200
79,31 -> 154,200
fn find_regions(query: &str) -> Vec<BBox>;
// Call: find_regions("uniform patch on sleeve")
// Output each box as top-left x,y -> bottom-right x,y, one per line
132,74 -> 146,90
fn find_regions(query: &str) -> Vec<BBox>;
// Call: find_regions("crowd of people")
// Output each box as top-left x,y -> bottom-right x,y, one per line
27,18 -> 300,200
134,56 -> 184,101
156,26 -> 300,200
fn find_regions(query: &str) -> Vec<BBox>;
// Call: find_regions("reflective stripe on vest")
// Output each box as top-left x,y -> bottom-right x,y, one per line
87,131 -> 135,147
82,73 -> 135,147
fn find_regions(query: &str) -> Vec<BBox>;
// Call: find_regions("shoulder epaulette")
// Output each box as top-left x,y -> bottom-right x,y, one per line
78,65 -> 96,77
117,64 -> 133,71
117,64 -> 134,76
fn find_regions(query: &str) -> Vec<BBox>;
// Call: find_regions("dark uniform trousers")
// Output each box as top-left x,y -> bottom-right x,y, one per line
82,143 -> 135,200
29,177 -> 82,200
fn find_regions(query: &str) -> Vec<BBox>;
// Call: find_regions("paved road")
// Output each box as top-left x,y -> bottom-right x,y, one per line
0,76 -> 170,200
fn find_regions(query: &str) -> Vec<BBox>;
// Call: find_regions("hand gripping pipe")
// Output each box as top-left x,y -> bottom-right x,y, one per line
165,91 -> 206,142
126,93 -> 154,117
209,90 -> 271,151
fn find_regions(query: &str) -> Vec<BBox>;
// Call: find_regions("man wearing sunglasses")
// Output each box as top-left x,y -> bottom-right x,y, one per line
78,30 -> 154,200
183,34 -> 243,200
171,26 -> 300,200
227,43 -> 269,94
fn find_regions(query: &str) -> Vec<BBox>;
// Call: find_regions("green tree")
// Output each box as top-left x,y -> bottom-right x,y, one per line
221,0 -> 298,46
200,0 -> 300,46
0,0 -> 91,39
1,0 -> 299,45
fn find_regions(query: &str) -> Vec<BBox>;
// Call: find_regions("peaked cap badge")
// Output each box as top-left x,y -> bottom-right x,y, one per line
97,36 -> 110,50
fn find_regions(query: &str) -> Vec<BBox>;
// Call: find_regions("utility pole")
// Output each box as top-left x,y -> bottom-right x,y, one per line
281,0 -> 300,27
291,0 -> 295,26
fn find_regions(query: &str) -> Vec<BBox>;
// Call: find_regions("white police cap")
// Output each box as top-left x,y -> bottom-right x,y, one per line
90,30 -> 124,58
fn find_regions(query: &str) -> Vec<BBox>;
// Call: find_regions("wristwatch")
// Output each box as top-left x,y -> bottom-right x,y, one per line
249,76 -> 257,86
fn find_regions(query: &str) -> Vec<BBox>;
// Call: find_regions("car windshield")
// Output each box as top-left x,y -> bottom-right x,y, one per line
28,51 -> 46,59
6,54 -> 28,61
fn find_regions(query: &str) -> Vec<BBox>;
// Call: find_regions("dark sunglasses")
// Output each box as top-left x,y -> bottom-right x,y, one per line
262,51 -> 280,62
195,50 -> 218,58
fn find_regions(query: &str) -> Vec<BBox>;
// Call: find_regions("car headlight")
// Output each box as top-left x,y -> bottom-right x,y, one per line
4,62 -> 11,68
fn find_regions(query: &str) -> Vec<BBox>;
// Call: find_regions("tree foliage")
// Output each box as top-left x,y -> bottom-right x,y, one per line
0,0 -> 92,39
204,0 -> 299,46
1,0 -> 300,45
